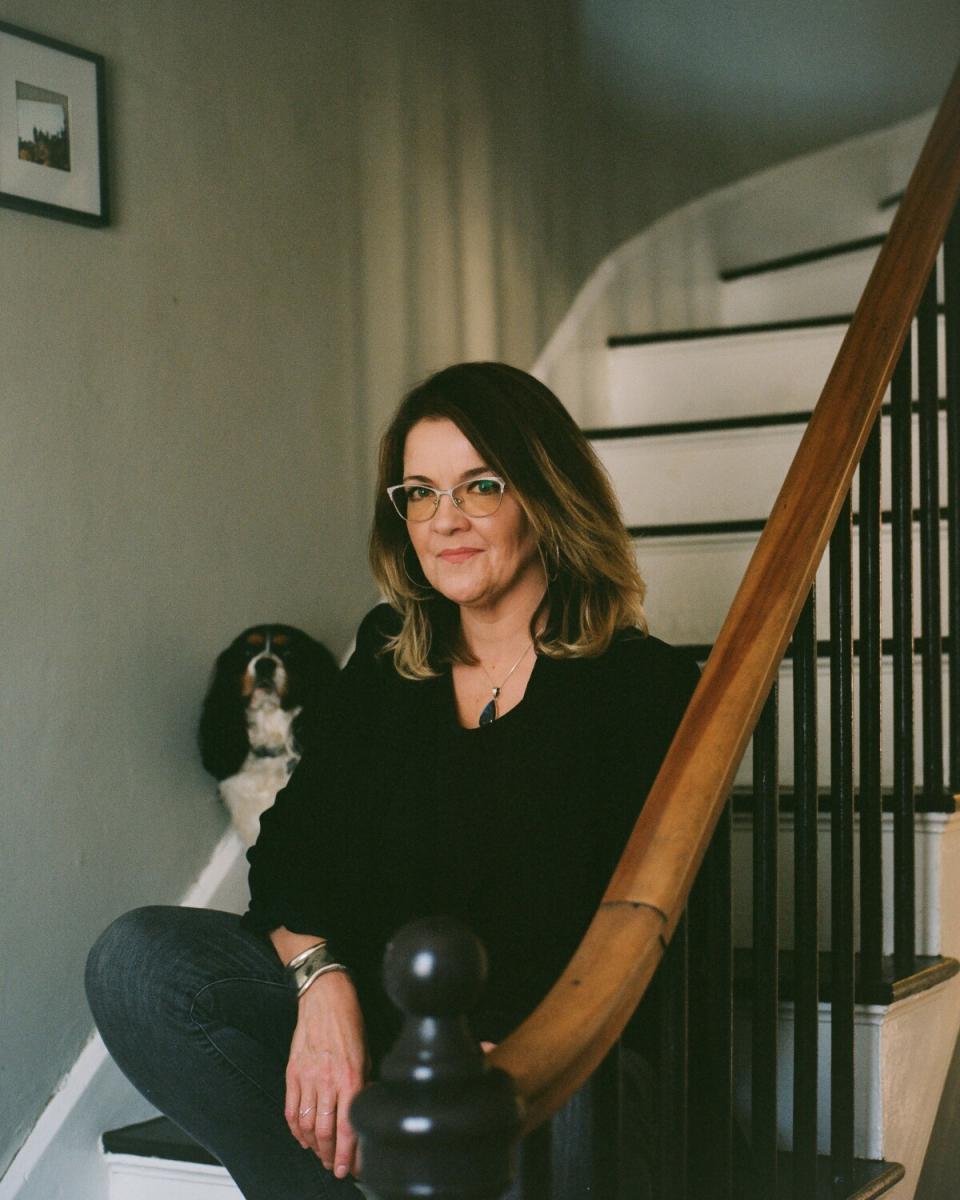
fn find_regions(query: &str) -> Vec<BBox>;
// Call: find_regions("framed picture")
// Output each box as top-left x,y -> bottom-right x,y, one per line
0,20 -> 108,226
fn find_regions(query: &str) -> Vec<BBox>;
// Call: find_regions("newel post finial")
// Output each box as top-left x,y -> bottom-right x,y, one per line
350,916 -> 524,1198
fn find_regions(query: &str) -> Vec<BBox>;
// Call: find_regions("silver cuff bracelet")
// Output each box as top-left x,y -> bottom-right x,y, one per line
286,943 -> 348,997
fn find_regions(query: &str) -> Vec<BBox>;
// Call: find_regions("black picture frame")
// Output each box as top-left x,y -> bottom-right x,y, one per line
0,20 -> 109,226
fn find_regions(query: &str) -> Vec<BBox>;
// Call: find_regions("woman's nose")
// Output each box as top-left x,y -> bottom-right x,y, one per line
431,492 -> 471,530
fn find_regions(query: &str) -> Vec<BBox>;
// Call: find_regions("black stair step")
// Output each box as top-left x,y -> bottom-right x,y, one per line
608,304 -> 942,351
729,785 -> 957,816
734,1152 -> 904,1200
679,633 -> 952,667
584,396 -> 945,443
719,233 -> 886,283
879,190 -> 904,211
103,1115 -> 218,1166
608,312 -> 851,349
733,949 -> 959,1006
630,504 -> 949,541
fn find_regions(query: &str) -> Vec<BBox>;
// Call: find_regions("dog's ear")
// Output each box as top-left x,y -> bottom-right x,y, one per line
198,650 -> 251,780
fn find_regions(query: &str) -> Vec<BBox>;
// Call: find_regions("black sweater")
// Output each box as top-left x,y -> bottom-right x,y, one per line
244,605 -> 699,1059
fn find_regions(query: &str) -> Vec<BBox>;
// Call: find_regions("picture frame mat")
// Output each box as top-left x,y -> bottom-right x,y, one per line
0,28 -> 102,217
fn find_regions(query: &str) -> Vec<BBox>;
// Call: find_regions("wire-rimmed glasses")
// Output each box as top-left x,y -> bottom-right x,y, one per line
386,475 -> 507,522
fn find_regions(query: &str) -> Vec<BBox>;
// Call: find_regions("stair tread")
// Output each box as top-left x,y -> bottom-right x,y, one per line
733,949 -> 960,1006
608,312 -> 852,348
720,232 -> 883,284
737,1153 -> 905,1200
585,396 -> 945,443
720,233 -> 885,283
103,1115 -> 219,1167
631,504 -> 949,541
729,785 -> 957,816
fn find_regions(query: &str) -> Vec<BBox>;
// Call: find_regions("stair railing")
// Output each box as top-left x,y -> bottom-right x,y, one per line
354,60 -> 960,1198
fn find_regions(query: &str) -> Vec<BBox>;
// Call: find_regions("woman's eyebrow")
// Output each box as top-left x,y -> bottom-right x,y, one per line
401,466 -> 493,484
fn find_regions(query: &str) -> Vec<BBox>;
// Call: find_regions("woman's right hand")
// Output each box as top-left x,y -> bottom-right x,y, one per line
284,969 -> 368,1180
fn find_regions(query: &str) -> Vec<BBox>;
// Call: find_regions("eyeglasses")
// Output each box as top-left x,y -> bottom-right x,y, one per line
386,476 -> 507,522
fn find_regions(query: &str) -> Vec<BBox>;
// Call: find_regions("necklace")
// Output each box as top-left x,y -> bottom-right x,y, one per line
477,642 -> 533,726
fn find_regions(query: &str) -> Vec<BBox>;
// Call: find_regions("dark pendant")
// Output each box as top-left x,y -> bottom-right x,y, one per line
479,698 -> 497,726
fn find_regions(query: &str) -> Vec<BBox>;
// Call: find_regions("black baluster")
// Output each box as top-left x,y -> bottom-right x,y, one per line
891,334 -> 916,973
657,914 -> 689,1200
351,916 -> 522,1200
688,800 -> 733,1200
550,1044 -> 622,1198
830,496 -> 855,1186
945,207 -> 960,796
918,268 -> 945,810
792,588 -> 819,1200
859,417 -> 884,989
752,685 -> 779,1199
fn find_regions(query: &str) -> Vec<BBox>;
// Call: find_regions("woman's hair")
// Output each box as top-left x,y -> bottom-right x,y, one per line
369,361 -> 646,679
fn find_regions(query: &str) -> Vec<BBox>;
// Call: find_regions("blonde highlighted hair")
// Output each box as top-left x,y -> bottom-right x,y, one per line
369,362 -> 646,679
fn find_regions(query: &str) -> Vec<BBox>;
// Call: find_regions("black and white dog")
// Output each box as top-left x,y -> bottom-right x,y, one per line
198,624 -> 338,845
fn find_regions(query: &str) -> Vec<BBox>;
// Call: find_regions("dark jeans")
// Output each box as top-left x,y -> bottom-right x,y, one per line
85,906 -> 653,1200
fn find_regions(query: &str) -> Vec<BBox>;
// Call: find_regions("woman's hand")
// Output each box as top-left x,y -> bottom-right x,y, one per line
284,970 -> 368,1180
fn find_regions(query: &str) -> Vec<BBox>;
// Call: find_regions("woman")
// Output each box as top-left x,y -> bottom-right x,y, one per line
86,362 -> 699,1199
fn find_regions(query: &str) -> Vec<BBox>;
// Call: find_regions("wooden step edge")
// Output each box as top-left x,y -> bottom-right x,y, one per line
728,786 -> 958,816
733,950 -> 960,1006
584,396 -> 946,443
677,634 -> 953,666
608,303 -> 944,349
719,233 -> 886,283
103,1115 -> 218,1166
608,313 -> 853,348
630,504 -> 950,541
742,1153 -> 905,1200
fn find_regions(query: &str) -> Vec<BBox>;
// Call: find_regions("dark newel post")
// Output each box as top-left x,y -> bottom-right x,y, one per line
351,916 -> 524,1199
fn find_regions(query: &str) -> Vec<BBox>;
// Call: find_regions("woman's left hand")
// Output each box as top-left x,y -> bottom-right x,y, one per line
284,970 -> 369,1179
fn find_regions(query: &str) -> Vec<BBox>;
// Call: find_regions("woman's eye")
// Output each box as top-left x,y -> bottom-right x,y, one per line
469,478 -> 501,495
406,486 -> 435,502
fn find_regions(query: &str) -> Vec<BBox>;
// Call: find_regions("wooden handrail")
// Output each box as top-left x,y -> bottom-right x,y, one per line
490,60 -> 960,1132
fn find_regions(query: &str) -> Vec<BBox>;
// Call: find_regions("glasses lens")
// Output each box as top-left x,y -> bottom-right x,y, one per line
391,485 -> 436,521
454,478 -> 504,516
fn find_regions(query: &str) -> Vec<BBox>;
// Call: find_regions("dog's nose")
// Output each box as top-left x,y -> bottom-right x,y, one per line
254,658 -> 277,680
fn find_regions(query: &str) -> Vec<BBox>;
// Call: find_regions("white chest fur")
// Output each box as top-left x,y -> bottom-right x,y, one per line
220,699 -> 302,845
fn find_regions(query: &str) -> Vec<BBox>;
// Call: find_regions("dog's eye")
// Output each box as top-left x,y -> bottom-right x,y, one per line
273,633 -> 289,647
245,633 -> 265,648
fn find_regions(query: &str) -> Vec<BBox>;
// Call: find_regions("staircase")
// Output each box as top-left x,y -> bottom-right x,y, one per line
580,208 -> 959,1198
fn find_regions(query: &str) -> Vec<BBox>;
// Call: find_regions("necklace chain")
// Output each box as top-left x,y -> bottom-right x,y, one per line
476,642 -> 533,726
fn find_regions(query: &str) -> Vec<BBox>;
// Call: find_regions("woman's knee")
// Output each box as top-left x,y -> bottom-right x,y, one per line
85,906 -> 188,1027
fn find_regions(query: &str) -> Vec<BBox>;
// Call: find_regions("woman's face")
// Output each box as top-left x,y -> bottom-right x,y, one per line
401,418 -> 544,614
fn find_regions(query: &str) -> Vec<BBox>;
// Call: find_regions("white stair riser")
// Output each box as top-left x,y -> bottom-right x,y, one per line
606,315 -> 946,425
730,812 -> 958,956
721,246 -> 880,325
596,410 -> 948,527
732,656 -> 951,790
732,975 -> 960,1169
108,1155 -> 242,1199
639,521 -> 952,647
721,244 -> 944,328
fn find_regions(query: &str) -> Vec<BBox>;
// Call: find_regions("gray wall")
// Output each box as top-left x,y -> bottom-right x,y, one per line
0,0 -> 657,1172
1,0 -> 957,1179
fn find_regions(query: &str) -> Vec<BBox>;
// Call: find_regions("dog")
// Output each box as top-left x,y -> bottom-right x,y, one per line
198,624 -> 338,845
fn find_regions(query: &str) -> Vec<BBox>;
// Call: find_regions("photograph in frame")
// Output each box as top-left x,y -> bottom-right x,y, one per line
0,20 -> 108,226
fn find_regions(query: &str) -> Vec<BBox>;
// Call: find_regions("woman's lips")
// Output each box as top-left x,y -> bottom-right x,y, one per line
438,548 -> 481,563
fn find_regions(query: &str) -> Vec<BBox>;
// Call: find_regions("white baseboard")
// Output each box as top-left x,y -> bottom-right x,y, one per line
0,829 -> 247,1200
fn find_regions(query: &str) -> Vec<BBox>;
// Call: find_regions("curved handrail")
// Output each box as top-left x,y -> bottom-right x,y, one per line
490,60 -> 960,1131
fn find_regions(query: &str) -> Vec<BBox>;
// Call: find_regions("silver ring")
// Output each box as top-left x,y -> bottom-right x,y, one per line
317,1108 -> 335,1116
298,1106 -> 314,1117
